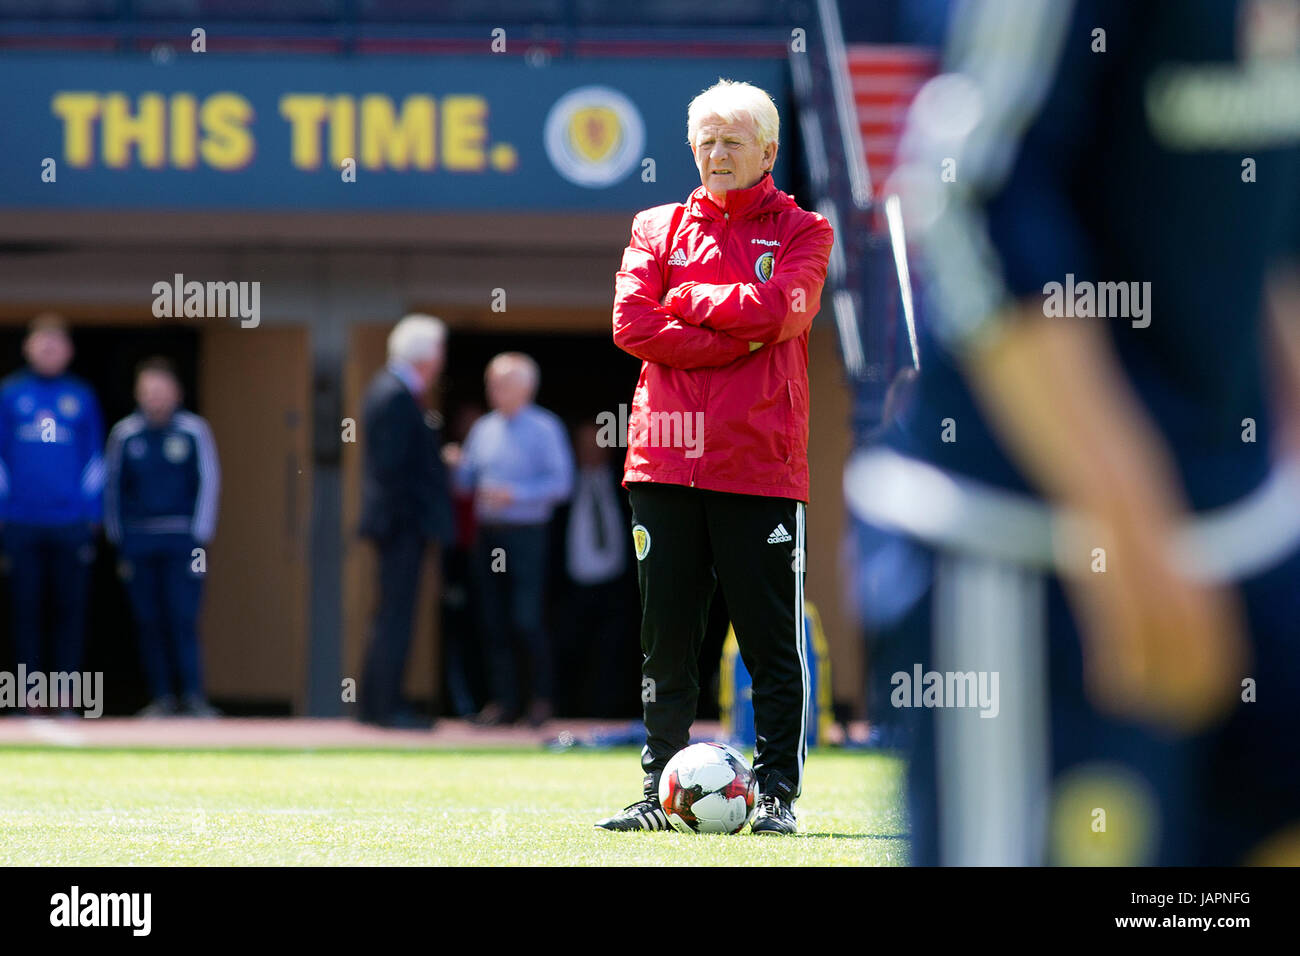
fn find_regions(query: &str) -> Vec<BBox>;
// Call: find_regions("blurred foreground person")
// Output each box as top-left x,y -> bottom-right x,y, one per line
855,0 -> 1300,864
0,314 -> 104,703
455,353 -> 573,727
358,315 -> 453,729
106,358 -> 221,718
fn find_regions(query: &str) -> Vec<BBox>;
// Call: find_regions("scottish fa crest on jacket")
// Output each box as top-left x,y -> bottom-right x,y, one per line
163,434 -> 190,463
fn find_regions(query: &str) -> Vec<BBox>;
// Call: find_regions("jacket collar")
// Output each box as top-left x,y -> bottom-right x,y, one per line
687,172 -> 785,222
386,359 -> 423,396
139,409 -> 178,430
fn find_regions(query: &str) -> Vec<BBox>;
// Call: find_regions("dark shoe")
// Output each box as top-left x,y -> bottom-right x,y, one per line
363,709 -> 432,730
137,695 -> 177,719
470,702 -> 516,727
527,699 -> 553,728
595,793 -> 671,832
179,693 -> 221,718
751,776 -> 798,835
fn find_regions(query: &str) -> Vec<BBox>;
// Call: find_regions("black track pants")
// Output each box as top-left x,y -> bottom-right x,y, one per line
628,482 -> 809,799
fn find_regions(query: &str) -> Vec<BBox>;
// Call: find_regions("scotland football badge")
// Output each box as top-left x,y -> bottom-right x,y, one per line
632,524 -> 651,561
163,434 -> 190,463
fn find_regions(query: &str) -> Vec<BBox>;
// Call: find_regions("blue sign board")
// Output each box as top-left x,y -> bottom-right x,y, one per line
0,55 -> 789,211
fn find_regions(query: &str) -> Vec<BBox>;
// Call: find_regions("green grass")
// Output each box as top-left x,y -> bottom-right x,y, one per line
0,747 -> 907,866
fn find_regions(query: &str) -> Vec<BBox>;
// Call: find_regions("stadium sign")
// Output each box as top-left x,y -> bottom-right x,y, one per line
543,85 -> 646,187
0,55 -> 786,211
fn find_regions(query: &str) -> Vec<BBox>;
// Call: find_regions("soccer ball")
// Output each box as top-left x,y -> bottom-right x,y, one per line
659,742 -> 758,834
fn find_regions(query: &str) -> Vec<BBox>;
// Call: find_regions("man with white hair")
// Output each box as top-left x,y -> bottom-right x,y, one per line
599,79 -> 834,833
358,314 -> 454,728
454,352 -> 574,727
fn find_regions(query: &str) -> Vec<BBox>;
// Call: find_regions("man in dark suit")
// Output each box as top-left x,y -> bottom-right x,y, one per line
358,314 -> 453,728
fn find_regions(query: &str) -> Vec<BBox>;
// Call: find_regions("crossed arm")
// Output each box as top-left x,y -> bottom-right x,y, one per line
613,213 -> 833,368
662,216 -> 834,347
612,216 -> 753,369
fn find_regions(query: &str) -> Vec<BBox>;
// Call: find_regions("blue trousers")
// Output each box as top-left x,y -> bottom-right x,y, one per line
121,539 -> 205,700
3,522 -> 93,675
471,523 -> 551,713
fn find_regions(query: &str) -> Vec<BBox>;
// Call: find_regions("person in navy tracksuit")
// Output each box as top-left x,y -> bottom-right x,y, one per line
856,0 -> 1300,864
105,357 -> 221,718
0,314 -> 104,702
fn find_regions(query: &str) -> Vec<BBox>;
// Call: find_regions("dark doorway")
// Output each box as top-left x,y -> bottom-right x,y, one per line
0,322 -> 200,716
439,329 -> 641,431
441,330 -> 730,720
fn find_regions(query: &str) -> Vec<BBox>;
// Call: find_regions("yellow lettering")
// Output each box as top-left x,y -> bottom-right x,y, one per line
329,95 -> 355,170
102,92 -> 166,169
170,93 -> 198,169
199,93 -> 253,171
360,94 -> 435,171
51,92 -> 100,168
442,95 -> 487,172
280,94 -> 328,169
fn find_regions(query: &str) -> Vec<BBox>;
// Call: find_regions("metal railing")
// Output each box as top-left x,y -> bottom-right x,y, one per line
790,0 -> 912,442
0,0 -> 798,54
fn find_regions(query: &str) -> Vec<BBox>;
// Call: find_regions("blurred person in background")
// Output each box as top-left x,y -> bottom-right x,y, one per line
557,419 -> 636,717
357,314 -> 453,729
105,357 -> 221,718
453,353 -> 574,727
0,313 -> 104,709
440,401 -> 486,718
859,0 -> 1300,864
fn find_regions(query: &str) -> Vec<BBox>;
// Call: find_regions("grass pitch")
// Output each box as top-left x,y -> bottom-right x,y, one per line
0,747 -> 907,866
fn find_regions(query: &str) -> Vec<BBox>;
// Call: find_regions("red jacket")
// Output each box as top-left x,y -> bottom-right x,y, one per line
613,173 -> 834,502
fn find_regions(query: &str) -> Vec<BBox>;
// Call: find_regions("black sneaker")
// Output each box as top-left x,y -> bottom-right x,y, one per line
751,776 -> 798,835
470,702 -> 518,727
179,693 -> 221,719
137,695 -> 177,719
595,794 -> 670,831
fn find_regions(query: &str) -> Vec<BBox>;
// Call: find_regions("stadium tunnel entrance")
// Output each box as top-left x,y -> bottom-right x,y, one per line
339,324 -> 736,722
0,217 -> 859,721
0,315 -> 311,716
